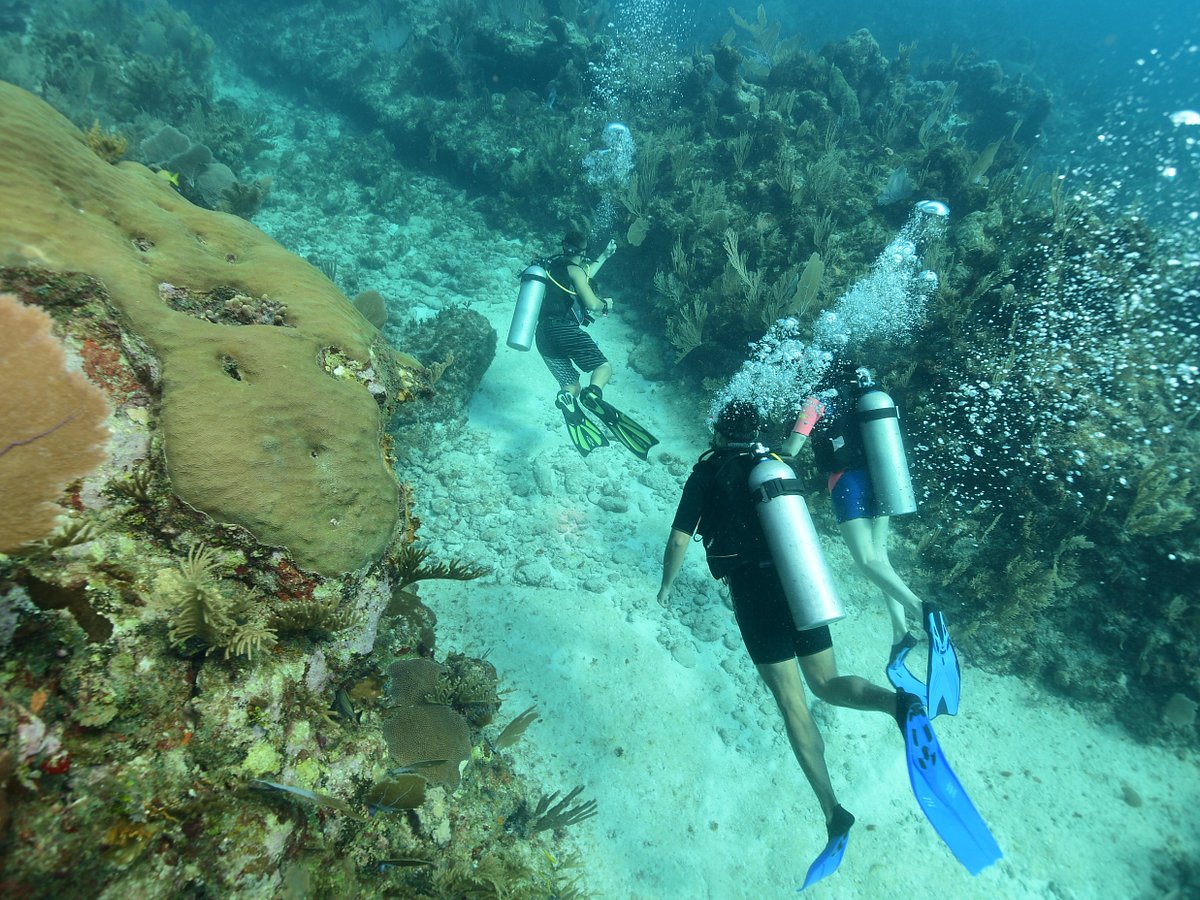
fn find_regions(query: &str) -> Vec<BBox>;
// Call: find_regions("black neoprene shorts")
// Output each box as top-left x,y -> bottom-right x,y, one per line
535,318 -> 608,387
726,563 -> 834,664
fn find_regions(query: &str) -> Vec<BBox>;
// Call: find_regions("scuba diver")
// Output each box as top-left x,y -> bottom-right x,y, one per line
510,230 -> 658,459
657,400 -> 1001,888
779,360 -> 960,718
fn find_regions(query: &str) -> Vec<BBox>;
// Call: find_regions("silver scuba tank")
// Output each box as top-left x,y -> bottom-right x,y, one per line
748,456 -> 845,631
506,264 -> 548,351
856,384 -> 918,516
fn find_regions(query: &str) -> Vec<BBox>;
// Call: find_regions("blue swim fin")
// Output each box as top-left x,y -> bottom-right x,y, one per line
924,603 -> 961,717
898,692 -> 1002,875
800,806 -> 854,891
886,632 -> 928,703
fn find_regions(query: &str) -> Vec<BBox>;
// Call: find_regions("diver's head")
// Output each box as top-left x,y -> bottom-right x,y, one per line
713,400 -> 762,445
562,230 -> 588,257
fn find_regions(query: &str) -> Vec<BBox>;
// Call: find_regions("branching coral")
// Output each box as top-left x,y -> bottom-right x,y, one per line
157,544 -> 277,660
666,296 -> 710,362
390,542 -> 488,591
529,786 -> 598,833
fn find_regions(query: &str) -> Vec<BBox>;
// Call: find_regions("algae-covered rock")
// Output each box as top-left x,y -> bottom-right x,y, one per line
391,307 -> 496,429
0,81 -> 418,575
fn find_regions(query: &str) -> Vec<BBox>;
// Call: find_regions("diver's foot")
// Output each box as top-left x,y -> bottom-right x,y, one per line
827,805 -> 855,839
888,632 -> 919,664
894,689 -> 925,732
554,389 -> 573,411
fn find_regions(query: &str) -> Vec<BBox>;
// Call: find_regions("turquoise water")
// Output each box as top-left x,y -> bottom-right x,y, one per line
1,0 -> 1196,895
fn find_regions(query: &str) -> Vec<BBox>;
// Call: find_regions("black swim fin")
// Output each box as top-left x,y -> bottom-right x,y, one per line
800,805 -> 854,891
578,385 -> 659,460
897,691 -> 1001,875
555,390 -> 608,456
924,603 -> 961,717
886,632 -> 928,704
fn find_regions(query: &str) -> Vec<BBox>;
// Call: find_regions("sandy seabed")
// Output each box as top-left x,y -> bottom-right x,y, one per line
243,108 -> 1196,891
392,261 -> 1199,900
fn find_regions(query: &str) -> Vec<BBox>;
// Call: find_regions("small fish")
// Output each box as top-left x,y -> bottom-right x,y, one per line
249,780 -> 363,819
330,688 -> 360,723
386,758 -> 448,777
375,857 -> 433,871
156,169 -> 180,188
364,775 -> 426,814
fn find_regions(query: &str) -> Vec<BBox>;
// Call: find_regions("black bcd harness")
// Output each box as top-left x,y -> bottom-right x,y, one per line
693,449 -> 769,579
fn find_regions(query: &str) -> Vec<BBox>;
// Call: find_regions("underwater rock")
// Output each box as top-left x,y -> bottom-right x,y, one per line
1163,692 -> 1197,729
391,307 -> 496,430
627,333 -> 671,382
532,457 -> 556,496
0,83 -> 421,575
820,29 -> 889,103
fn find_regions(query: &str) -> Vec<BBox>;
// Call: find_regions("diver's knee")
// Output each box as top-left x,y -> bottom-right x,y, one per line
806,675 -> 836,703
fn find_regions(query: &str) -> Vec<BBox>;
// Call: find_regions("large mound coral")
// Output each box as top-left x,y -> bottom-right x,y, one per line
0,81 -> 417,575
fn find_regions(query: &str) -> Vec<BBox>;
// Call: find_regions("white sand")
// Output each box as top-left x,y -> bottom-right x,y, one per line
399,251 -> 1200,899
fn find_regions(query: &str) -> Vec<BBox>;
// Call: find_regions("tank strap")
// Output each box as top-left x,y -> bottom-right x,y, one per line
752,477 -> 805,503
858,407 -> 899,422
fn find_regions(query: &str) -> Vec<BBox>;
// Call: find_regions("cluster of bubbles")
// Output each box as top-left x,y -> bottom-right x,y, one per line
582,122 -> 636,236
712,203 -> 949,426
913,41 -> 1200,513
1069,40 -> 1200,229
583,122 -> 636,189
913,239 -> 1199,511
588,0 -> 689,117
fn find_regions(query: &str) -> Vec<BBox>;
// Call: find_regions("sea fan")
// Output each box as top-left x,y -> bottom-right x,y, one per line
877,166 -> 915,205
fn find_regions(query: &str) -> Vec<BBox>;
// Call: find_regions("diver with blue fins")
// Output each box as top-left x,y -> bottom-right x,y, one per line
506,230 -> 658,460
780,359 -> 961,717
658,396 -> 998,890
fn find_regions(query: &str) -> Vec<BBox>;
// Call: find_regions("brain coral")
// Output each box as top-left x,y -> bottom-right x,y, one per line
383,658 -> 472,787
0,82 -> 415,575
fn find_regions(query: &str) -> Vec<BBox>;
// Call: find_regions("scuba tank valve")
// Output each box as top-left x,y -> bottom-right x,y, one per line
507,263 -> 549,351
748,456 -> 845,631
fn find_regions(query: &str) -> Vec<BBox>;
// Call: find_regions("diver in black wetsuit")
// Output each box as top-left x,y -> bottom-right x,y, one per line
656,400 -> 904,880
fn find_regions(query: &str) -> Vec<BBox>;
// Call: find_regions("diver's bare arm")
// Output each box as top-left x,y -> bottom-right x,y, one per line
657,528 -> 691,603
568,265 -> 609,313
588,239 -> 618,278
780,396 -> 823,458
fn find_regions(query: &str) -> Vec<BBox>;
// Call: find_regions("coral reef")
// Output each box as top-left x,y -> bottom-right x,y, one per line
0,81 -> 416,575
0,62 -> 579,900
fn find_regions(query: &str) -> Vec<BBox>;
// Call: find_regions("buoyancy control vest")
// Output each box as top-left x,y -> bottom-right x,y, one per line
693,448 -> 769,579
693,447 -> 844,630
507,255 -> 599,350
809,380 -> 918,516
810,384 -> 867,473
537,256 -> 581,322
